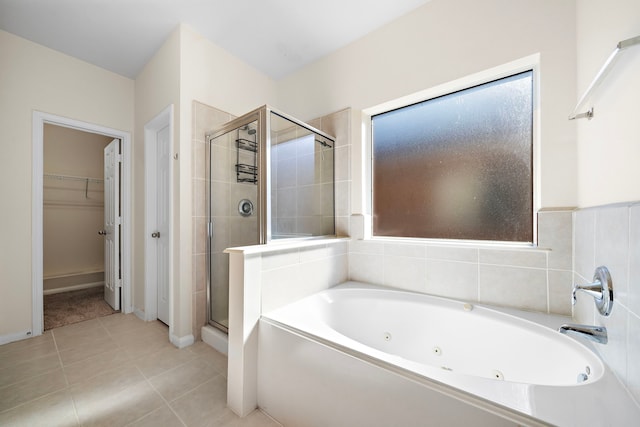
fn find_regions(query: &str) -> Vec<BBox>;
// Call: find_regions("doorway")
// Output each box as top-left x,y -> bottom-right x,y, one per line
32,112 -> 132,337
144,105 -> 173,328
42,124 -> 117,329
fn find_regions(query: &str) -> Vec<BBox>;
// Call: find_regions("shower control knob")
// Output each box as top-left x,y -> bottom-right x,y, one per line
238,199 -> 254,217
151,231 -> 161,238
98,230 -> 107,235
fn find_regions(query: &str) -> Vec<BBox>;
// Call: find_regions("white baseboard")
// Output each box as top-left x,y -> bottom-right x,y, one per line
43,281 -> 103,295
0,330 -> 35,345
202,325 -> 228,355
133,308 -> 147,321
170,333 -> 194,349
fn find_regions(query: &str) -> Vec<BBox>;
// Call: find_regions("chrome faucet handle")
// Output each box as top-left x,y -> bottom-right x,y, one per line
572,266 -> 613,316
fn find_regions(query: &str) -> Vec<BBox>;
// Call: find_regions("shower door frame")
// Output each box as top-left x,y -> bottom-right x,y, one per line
205,105 -> 336,332
205,107 -> 265,332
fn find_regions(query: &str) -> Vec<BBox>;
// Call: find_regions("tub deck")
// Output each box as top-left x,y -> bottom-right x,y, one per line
258,282 -> 640,426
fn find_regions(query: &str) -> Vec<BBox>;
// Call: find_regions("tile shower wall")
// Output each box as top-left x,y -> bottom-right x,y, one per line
349,209 -> 574,315
308,108 -> 351,237
574,202 -> 640,405
271,128 -> 334,238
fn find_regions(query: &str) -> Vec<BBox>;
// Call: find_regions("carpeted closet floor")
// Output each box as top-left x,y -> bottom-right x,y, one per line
44,286 -> 118,330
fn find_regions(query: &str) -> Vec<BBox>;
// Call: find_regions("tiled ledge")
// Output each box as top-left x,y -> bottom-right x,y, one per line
224,237 -> 350,255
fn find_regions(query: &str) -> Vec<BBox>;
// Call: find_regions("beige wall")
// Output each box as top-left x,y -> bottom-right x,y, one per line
133,27 -> 181,333
179,25 -> 277,340
132,25 -> 277,341
0,30 -> 134,339
43,125 -> 112,286
277,0 -> 578,211
575,0 -> 640,207
572,0 -> 640,405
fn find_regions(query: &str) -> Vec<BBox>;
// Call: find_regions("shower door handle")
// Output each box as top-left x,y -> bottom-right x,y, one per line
151,231 -> 161,238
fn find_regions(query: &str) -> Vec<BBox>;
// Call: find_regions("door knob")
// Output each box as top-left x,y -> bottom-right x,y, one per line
98,230 -> 107,235
151,231 -> 161,238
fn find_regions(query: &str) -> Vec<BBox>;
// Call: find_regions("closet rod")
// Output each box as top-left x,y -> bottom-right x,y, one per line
569,34 -> 640,120
44,173 -> 104,184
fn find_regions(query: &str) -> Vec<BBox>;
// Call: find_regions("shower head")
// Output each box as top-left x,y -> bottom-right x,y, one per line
241,125 -> 256,135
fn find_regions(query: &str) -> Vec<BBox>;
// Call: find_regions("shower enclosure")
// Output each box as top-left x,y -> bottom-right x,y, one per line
205,105 -> 335,332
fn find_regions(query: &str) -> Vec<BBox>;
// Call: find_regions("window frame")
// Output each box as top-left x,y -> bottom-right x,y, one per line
363,56 -> 540,247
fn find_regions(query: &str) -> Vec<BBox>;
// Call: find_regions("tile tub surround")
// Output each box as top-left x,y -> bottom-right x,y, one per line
574,202 -> 640,406
226,238 -> 349,416
350,209 -> 574,315
225,211 -> 573,417
0,313 -> 280,427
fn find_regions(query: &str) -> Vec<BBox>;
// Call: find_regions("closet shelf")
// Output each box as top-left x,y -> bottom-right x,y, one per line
569,34 -> 640,120
44,173 -> 104,184
44,173 -> 104,198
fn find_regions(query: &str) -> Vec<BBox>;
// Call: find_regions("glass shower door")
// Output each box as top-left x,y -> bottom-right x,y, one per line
207,119 -> 260,331
269,111 -> 335,239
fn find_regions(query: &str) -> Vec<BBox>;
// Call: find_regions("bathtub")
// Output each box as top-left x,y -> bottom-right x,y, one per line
257,282 -> 640,426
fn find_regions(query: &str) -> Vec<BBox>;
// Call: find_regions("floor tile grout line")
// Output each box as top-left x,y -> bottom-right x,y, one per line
52,330 -> 83,426
0,354 -> 62,390
0,388 -> 71,416
0,332 -> 71,415
138,355 -> 201,382
166,372 -> 223,404
139,365 -> 189,427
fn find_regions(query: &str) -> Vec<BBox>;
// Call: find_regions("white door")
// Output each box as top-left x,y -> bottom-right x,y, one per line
103,139 -> 120,310
155,125 -> 171,324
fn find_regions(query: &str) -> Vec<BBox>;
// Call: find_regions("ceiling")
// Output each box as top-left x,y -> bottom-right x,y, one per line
0,0 -> 430,80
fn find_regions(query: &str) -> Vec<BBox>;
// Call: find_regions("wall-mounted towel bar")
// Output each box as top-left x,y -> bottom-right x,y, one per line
569,35 -> 640,120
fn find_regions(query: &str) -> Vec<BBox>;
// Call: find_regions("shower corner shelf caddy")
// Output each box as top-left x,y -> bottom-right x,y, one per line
235,137 -> 258,184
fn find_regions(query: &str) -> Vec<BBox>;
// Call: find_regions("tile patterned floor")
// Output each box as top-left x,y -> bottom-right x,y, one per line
0,314 -> 281,427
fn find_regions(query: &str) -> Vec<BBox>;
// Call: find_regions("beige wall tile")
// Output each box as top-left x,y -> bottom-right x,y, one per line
538,210 -> 573,270
479,265 -> 547,312
628,313 -> 640,403
479,248 -> 547,269
426,245 -> 478,263
383,255 -> 427,293
349,252 -> 384,286
595,205 -> 629,306
574,209 -> 596,280
548,269 -> 573,315
426,260 -> 478,302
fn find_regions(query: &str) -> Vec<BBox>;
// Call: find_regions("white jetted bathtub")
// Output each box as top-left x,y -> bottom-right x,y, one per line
257,282 -> 640,426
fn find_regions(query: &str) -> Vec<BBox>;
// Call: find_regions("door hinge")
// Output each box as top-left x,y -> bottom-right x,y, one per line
117,279 -> 123,288
117,154 -> 123,163
117,216 -> 122,225
208,221 -> 213,237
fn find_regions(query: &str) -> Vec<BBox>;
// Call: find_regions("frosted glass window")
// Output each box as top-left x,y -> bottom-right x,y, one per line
372,71 -> 533,242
